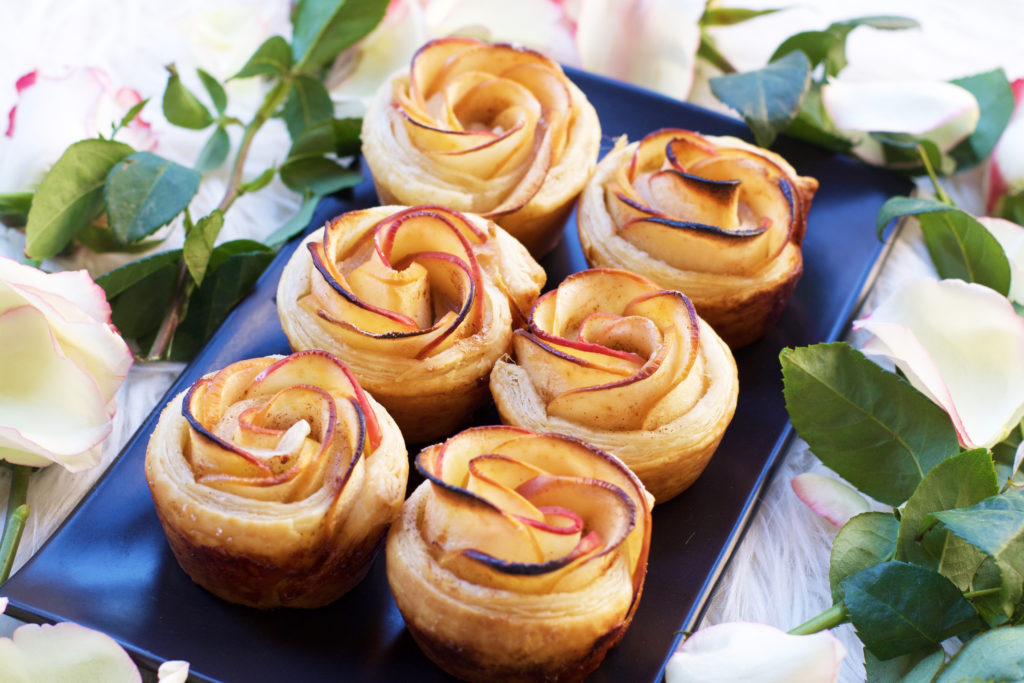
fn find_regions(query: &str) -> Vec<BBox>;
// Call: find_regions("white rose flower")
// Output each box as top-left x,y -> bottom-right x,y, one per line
0,257 -> 132,471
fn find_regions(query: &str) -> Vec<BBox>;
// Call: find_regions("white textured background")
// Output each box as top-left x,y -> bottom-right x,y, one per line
1,2 -> 1023,681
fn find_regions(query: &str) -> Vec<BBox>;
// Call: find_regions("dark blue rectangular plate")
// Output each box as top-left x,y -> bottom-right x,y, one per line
3,68 -> 909,682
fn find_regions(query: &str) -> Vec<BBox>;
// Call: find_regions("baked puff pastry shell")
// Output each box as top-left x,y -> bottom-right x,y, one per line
387,426 -> 652,683
578,128 -> 818,347
277,205 -> 545,443
490,268 -> 738,502
361,37 -> 601,257
145,350 -> 408,609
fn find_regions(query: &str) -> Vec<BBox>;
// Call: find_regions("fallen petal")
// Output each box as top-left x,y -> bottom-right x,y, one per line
0,622 -> 140,683
158,660 -> 190,683
665,621 -> 846,683
977,217 -> 1024,305
791,473 -> 869,527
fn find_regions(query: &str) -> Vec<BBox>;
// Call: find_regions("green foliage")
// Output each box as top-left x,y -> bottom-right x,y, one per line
947,69 -> 1014,170
863,648 -> 945,683
105,151 -> 201,243
98,249 -> 182,342
196,68 -> 227,115
162,65 -> 214,130
232,36 -> 293,79
781,343 -> 961,505
895,449 -> 998,590
194,125 -> 231,173
918,209 -> 1012,295
875,196 -> 952,238
291,0 -> 389,71
830,512 -> 899,603
930,626 -> 1024,682
264,191 -> 320,246
841,561 -> 980,660
24,139 -> 134,260
283,75 -> 334,139
0,192 -> 33,227
183,210 -> 224,285
709,50 -> 810,148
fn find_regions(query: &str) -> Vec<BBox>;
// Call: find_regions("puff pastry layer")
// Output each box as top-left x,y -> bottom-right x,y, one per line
387,426 -> 652,682
578,128 -> 818,347
490,268 -> 738,502
277,204 -> 544,443
362,37 -> 602,256
145,350 -> 408,608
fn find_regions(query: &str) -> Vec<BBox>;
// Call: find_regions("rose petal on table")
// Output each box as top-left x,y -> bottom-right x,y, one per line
157,660 -> 190,683
791,473 -> 869,527
977,216 -> 1024,305
0,621 -> 141,683
665,621 -> 846,683
821,79 -> 979,165
0,597 -> 7,614
854,278 -> 1024,449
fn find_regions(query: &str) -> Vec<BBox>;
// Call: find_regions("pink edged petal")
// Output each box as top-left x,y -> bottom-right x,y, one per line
822,80 -> 979,165
665,621 -> 846,683
977,217 -> 1024,304
0,306 -> 112,471
0,622 -> 140,683
989,78 -> 1024,208
854,278 -> 1024,449
791,473 -> 869,527
158,660 -> 190,683
0,257 -> 111,323
1013,441 -> 1024,481
0,597 -> 7,614
576,0 -> 704,101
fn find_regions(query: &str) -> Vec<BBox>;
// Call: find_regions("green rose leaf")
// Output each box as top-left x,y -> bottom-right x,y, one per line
162,66 -> 214,130
288,117 -> 362,159
895,449 -> 998,590
231,35 -> 293,80
95,249 -> 182,298
280,156 -> 361,195
113,98 -> 150,137
995,189 -> 1024,226
864,648 -> 945,683
196,68 -> 227,115
76,224 -> 166,254
781,343 -> 961,505
0,191 -> 33,227
238,168 -> 276,196
183,210 -> 225,285
931,488 -> 1024,620
264,191 -> 320,247
992,424 -> 1023,485
875,195 -> 952,239
24,139 -> 134,260
709,50 -> 811,148
947,69 -> 1014,171
771,30 -> 844,76
830,512 -> 899,603
194,125 -> 231,174
918,208 -> 1011,295
931,625 -> 1024,683
170,241 -> 274,361
700,7 -> 781,26
105,151 -> 201,243
98,249 -> 183,343
291,0 -> 389,72
834,15 -> 920,31
283,75 -> 334,140
783,85 -> 853,154
840,561 -> 980,660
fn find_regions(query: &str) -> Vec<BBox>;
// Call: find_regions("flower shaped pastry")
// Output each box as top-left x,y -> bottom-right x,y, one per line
145,350 -> 408,608
361,37 -> 602,256
490,268 -> 738,502
577,128 -> 818,347
277,205 -> 545,442
387,425 -> 652,682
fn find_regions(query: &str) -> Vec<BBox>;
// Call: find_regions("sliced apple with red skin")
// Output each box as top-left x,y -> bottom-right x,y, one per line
375,205 -> 487,248
430,42 -> 558,98
498,62 -> 571,156
184,378 -> 275,479
618,215 -> 772,275
376,209 -> 478,273
408,37 -> 481,101
346,253 -> 433,329
308,241 -> 420,332
637,169 -> 742,230
627,128 -> 717,181
423,425 -> 533,486
466,454 -> 548,519
513,331 -> 642,402
529,268 -> 659,336
484,120 -> 552,217
246,349 -> 382,449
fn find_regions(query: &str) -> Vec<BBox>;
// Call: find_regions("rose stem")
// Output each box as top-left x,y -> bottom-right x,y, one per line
787,602 -> 850,635
917,143 -> 954,206
145,79 -> 291,360
0,465 -> 32,583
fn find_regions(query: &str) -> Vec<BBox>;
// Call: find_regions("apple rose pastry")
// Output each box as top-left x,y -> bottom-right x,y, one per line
388,425 -> 652,682
490,268 -> 738,502
577,128 -> 818,347
277,205 -> 544,443
145,350 -> 408,609
361,37 -> 602,257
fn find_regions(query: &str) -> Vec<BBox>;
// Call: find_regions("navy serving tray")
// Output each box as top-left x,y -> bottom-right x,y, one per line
3,67 -> 909,681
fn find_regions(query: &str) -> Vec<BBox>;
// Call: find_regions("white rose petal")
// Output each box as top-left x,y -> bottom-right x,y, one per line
0,621 -> 141,683
665,621 -> 846,683
854,278 -> 1024,449
157,660 -> 190,683
977,216 -> 1024,305
822,80 -> 980,166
